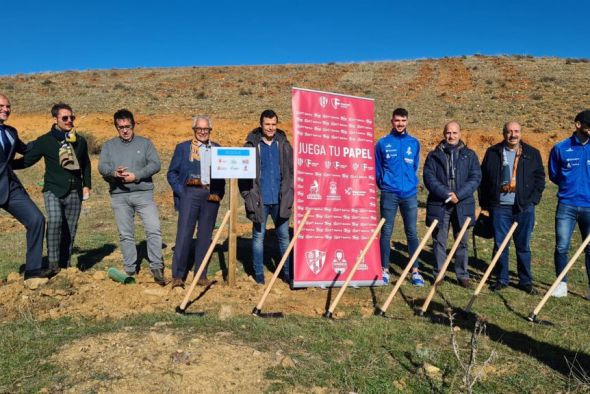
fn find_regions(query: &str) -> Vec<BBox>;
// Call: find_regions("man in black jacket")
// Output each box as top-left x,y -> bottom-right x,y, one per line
479,121 -> 545,294
424,121 -> 481,288
238,110 -> 294,284
22,103 -> 91,271
0,94 -> 47,281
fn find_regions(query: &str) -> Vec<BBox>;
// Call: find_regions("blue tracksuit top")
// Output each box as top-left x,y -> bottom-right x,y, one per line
375,130 -> 420,198
549,133 -> 590,207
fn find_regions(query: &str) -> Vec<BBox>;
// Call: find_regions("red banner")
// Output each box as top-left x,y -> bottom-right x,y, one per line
292,88 -> 382,287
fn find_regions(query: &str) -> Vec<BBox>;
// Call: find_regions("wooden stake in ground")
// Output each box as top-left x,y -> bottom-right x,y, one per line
464,221 -> 518,313
252,210 -> 311,316
228,178 -> 239,287
528,232 -> 590,322
419,217 -> 471,316
176,210 -> 231,314
375,220 -> 438,317
323,218 -> 386,319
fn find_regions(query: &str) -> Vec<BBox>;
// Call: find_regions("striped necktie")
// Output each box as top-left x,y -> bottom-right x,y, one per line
0,126 -> 11,157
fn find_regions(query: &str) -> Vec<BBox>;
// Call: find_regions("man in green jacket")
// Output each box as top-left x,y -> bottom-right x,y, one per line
22,103 -> 91,271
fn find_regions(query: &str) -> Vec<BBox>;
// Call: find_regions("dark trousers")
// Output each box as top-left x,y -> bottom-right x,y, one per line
1,182 -> 45,274
432,206 -> 470,280
172,186 -> 220,280
490,204 -> 535,286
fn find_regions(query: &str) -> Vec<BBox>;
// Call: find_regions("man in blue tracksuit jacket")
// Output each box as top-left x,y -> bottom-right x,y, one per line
375,108 -> 424,286
548,109 -> 590,300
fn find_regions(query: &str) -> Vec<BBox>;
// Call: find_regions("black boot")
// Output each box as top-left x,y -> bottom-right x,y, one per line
151,268 -> 167,286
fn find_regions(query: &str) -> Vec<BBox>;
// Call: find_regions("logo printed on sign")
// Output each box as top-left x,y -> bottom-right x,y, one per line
306,249 -> 326,274
319,96 -> 328,108
297,158 -> 304,167
327,181 -> 341,201
325,161 -> 332,169
307,180 -> 322,200
331,98 -> 351,110
332,249 -> 348,274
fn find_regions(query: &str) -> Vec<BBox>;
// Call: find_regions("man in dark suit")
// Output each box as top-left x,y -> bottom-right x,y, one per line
0,94 -> 47,280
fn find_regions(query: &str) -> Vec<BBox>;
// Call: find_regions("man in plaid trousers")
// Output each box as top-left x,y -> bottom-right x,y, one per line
21,103 -> 91,272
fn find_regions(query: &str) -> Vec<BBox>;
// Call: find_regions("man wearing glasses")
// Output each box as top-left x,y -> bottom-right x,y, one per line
98,109 -> 165,285
238,109 -> 293,285
20,103 -> 91,272
167,115 -> 225,288
549,110 -> 590,300
0,94 -> 47,282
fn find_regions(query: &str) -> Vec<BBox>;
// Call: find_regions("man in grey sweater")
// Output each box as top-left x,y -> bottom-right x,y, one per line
98,109 -> 166,285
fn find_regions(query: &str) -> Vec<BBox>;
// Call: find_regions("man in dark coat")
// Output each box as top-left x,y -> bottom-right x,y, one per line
479,121 -> 545,294
238,109 -> 294,284
0,94 -> 47,282
423,121 -> 481,288
21,103 -> 91,271
167,115 -> 225,288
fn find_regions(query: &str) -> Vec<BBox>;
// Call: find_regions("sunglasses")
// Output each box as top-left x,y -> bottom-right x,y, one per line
60,115 -> 76,122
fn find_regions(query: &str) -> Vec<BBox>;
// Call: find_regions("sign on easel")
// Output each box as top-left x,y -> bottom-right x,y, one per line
211,147 -> 256,179
211,147 -> 256,286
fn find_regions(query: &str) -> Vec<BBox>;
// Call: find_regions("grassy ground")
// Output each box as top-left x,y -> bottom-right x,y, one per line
1,155 -> 590,393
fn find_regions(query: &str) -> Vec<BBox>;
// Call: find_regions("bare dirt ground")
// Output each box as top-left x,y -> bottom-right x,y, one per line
50,329 -> 279,394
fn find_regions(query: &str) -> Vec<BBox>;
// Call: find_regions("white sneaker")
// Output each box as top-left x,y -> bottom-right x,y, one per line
551,281 -> 567,298
382,270 -> 390,285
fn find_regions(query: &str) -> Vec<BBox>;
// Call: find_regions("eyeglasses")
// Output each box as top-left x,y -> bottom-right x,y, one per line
116,125 -> 133,130
60,115 -> 76,122
193,127 -> 211,133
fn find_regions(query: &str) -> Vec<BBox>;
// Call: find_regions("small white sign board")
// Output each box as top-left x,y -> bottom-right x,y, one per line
211,147 -> 256,179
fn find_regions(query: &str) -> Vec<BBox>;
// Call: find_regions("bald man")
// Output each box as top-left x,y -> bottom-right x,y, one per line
423,121 -> 481,288
479,122 -> 545,294
0,94 -> 48,280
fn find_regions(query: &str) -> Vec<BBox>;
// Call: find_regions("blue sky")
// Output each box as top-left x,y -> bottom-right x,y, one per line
2,0 -> 588,75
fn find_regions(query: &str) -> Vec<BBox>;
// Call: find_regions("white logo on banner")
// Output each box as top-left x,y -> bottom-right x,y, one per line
297,158 -> 304,167
325,161 -> 332,169
357,255 -> 368,271
319,96 -> 328,108
331,98 -> 351,110
332,249 -> 348,274
352,163 -> 359,171
306,249 -> 326,274
307,180 -> 322,200
327,181 -> 341,201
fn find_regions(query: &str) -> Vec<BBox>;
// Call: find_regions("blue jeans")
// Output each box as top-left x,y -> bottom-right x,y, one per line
379,192 -> 419,270
490,204 -> 535,286
252,204 -> 290,284
554,203 -> 590,284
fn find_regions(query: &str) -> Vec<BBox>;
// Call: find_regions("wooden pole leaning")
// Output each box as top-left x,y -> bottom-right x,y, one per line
464,221 -> 518,313
528,232 -> 590,323
228,179 -> 239,287
418,216 -> 471,316
323,218 -> 386,319
176,210 -> 231,314
252,210 -> 311,317
374,220 -> 438,317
